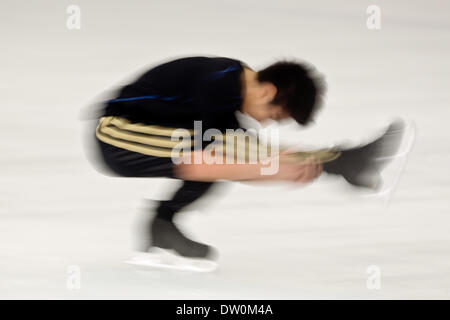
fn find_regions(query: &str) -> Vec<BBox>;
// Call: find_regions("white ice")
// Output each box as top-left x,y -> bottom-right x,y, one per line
1,0 -> 450,299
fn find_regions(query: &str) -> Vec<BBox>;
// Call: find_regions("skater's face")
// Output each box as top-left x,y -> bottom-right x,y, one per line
245,82 -> 290,123
240,68 -> 291,123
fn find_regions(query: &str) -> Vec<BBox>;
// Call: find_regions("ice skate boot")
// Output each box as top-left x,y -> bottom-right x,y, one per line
127,217 -> 218,272
324,119 -> 408,190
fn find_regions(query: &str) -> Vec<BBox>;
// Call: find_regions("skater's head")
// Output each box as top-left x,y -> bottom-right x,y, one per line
242,59 -> 325,125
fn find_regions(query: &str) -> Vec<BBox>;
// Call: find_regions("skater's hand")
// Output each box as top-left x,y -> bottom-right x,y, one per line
294,158 -> 323,183
275,155 -> 323,183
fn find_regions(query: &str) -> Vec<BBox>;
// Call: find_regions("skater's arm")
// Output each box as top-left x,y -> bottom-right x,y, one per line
175,161 -> 272,181
174,151 -> 322,182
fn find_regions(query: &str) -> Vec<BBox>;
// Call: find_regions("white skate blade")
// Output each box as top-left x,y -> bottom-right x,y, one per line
125,248 -> 218,273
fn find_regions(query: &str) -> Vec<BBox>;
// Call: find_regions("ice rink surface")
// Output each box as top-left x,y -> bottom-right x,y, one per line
1,0 -> 450,299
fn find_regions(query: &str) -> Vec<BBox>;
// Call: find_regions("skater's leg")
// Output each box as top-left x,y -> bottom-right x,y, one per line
94,131 -> 219,258
156,180 -> 216,222
146,180 -> 218,259
95,138 -> 176,178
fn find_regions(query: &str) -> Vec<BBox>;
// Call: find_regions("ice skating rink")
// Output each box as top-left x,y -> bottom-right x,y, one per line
1,0 -> 450,299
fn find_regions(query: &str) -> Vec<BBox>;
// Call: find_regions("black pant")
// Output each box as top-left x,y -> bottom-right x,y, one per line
95,137 -> 215,217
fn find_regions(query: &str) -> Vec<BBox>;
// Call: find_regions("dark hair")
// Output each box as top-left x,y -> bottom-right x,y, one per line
257,60 -> 326,125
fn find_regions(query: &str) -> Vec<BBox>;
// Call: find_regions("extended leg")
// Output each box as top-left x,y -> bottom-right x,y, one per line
323,120 -> 405,189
